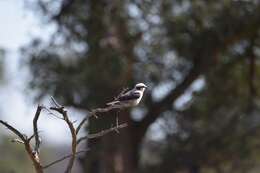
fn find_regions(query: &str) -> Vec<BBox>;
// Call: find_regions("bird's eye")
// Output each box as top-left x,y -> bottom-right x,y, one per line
136,86 -> 142,90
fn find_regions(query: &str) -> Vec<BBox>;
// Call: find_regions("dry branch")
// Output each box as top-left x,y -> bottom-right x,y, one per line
89,103 -> 125,118
50,105 -> 77,173
0,120 -> 26,141
11,138 -> 25,144
33,105 -> 43,154
43,150 -> 88,169
77,123 -> 127,145
49,97 -> 127,172
76,117 -> 87,135
0,119 -> 43,173
0,96 -> 128,173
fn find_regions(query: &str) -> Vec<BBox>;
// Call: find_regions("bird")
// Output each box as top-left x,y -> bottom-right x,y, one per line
106,83 -> 147,108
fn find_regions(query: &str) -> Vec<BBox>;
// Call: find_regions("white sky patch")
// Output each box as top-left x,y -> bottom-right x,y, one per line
131,107 -> 147,121
0,0 -> 57,50
146,118 -> 166,141
0,0 -> 73,145
152,81 -> 175,101
0,1 -> 30,50
146,77 -> 205,141
174,77 -> 205,110
128,3 -> 141,18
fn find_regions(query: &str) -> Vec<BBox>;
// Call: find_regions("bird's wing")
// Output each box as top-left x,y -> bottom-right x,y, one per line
118,91 -> 140,101
115,87 -> 131,99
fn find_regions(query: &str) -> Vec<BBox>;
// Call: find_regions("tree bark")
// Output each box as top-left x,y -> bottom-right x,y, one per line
83,111 -> 142,173
188,164 -> 200,173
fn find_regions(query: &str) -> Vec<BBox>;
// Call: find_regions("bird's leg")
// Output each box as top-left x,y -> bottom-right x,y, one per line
114,116 -> 120,133
116,109 -> 120,124
114,110 -> 121,133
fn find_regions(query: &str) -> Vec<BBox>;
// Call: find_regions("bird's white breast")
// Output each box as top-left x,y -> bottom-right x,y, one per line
132,90 -> 143,106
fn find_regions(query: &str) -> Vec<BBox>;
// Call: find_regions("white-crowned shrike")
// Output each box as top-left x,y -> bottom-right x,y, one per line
106,83 -> 147,108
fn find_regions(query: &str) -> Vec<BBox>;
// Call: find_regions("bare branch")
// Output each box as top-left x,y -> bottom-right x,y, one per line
89,105 -> 121,118
88,123 -> 127,138
28,134 -> 36,142
23,140 -> 43,173
64,114 -> 77,173
33,105 -> 43,154
48,95 -> 130,172
0,120 -> 26,141
1,95 -> 129,173
51,96 -> 63,108
77,123 -> 127,145
42,106 -> 64,120
11,138 -> 25,144
76,117 -> 87,135
0,117 -> 44,173
86,87 -> 130,118
43,150 -> 88,169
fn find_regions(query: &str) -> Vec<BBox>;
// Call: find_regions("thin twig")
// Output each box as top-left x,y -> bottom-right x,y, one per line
28,134 -> 36,142
51,96 -> 63,108
88,123 -> 127,138
77,123 -> 127,145
0,120 -> 26,141
11,138 -> 25,144
76,117 -> 87,135
89,105 -> 121,118
42,106 -> 64,120
43,150 -> 88,169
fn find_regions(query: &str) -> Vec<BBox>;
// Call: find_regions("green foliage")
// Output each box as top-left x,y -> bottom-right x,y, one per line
0,48 -> 5,83
0,136 -> 34,173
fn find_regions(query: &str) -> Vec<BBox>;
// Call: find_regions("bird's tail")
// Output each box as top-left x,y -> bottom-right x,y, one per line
106,100 -> 120,106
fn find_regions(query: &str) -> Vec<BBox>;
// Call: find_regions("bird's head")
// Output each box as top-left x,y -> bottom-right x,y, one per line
135,83 -> 147,92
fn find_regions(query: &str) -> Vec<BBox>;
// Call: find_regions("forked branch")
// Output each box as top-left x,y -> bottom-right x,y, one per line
0,97 -> 128,173
0,105 -> 44,173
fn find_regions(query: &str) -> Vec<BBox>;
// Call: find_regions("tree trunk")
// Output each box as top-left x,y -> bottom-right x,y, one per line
188,164 -> 200,173
83,111 -> 142,173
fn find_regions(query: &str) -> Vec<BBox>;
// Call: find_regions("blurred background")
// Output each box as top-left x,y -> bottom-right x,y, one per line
1,0 -> 260,173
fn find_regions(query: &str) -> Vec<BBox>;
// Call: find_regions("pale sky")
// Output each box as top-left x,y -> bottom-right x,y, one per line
0,0 -> 84,145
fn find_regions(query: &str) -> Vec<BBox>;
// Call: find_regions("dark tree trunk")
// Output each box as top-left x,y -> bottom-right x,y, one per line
188,164 -> 200,173
82,111 -> 143,173
116,113 -> 141,173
